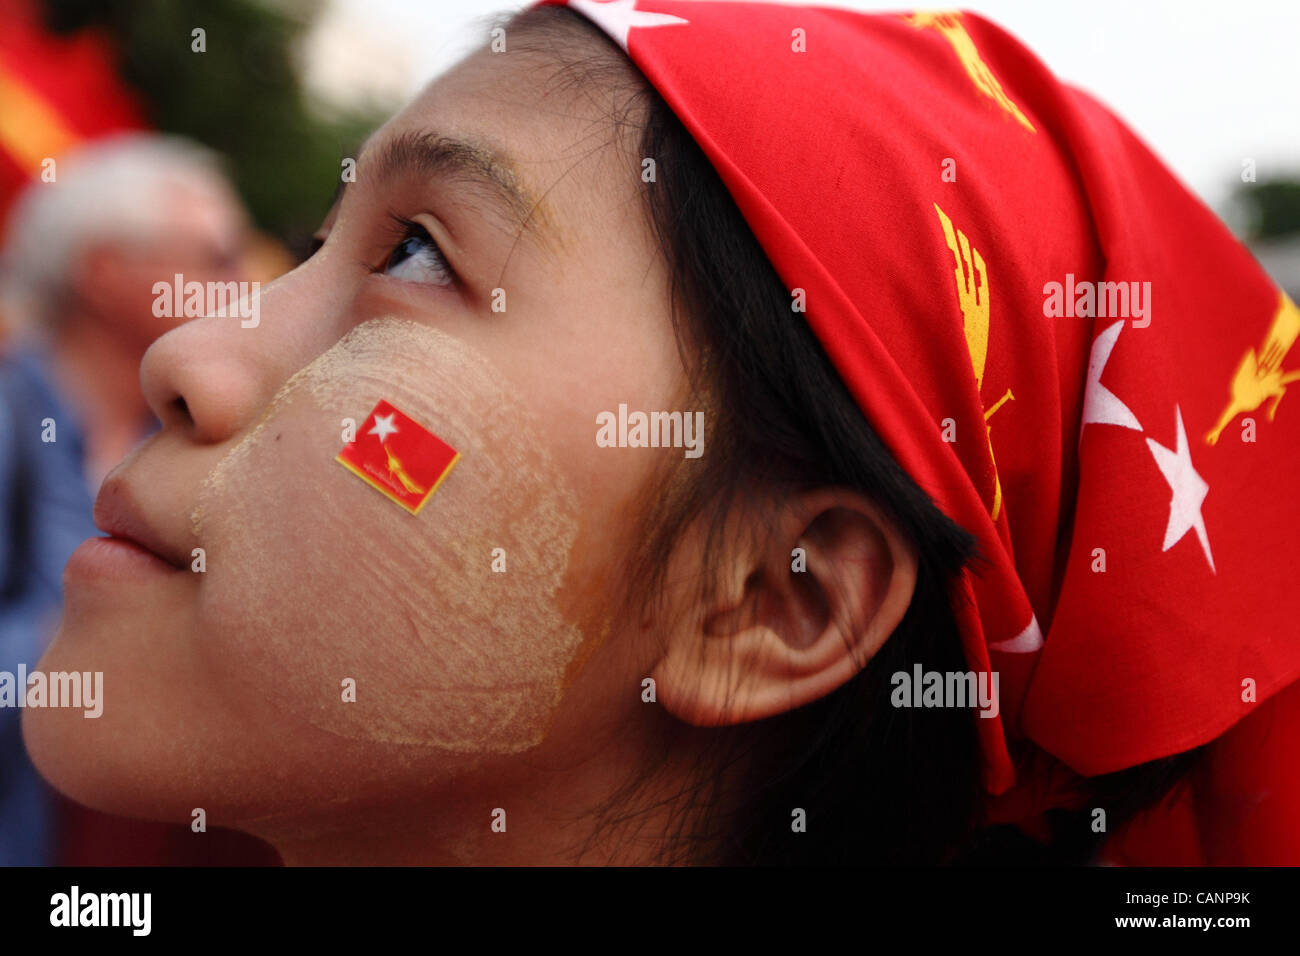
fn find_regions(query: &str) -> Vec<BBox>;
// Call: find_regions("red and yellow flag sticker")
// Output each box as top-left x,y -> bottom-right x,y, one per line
336,399 -> 460,514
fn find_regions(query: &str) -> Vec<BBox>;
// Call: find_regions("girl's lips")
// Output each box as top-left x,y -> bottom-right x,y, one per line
65,535 -> 183,581
92,473 -> 189,571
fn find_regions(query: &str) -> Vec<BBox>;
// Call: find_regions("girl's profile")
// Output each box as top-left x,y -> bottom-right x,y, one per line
15,0 -> 1300,868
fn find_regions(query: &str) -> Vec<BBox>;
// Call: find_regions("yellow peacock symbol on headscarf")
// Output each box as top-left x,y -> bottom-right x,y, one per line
1206,291 -> 1300,445
935,202 -> 1014,522
907,11 -> 1036,134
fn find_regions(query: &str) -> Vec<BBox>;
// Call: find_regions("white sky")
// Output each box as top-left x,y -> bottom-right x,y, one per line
299,0 -> 1300,213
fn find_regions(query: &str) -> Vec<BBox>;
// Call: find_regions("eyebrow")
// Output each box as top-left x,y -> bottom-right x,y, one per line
344,128 -> 555,251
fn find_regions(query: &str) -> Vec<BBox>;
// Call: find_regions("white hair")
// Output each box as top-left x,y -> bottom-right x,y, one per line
0,132 -> 235,331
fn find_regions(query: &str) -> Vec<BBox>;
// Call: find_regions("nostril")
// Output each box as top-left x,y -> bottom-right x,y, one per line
170,395 -> 192,425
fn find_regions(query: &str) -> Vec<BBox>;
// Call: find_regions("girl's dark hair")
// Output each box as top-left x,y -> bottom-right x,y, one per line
503,4 -> 1204,865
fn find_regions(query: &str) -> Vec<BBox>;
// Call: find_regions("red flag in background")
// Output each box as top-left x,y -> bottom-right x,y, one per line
0,0 -> 147,233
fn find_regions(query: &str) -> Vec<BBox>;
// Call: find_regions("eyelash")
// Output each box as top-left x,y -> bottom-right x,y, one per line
377,213 -> 455,286
302,215 -> 455,286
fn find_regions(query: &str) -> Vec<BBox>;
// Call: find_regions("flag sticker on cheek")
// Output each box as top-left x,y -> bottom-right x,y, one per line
336,399 -> 460,515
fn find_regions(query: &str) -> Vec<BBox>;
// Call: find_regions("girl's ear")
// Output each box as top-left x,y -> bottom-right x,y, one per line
649,487 -> 917,726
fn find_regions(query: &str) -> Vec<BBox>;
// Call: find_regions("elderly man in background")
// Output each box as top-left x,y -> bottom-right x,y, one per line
0,132 -> 251,864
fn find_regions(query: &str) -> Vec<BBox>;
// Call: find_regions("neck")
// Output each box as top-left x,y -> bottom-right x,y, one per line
252,723 -> 733,866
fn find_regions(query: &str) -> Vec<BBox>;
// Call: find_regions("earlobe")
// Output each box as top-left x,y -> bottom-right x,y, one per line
651,488 -> 918,727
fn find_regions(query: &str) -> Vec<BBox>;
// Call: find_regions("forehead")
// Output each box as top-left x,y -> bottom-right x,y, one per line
369,46 -> 647,249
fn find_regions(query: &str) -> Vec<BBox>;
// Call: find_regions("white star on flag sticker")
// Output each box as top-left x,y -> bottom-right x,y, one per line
368,413 -> 399,443
567,0 -> 689,52
1145,405 -> 1215,573
1081,320 -> 1142,439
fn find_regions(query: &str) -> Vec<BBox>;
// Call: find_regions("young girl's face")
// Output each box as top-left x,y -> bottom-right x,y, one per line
24,44 -> 688,847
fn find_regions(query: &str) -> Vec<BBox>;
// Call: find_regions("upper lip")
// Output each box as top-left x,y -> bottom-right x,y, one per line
92,475 -> 188,570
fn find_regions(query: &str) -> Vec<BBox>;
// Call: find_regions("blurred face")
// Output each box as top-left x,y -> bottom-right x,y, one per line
78,178 -> 249,352
24,45 -> 688,855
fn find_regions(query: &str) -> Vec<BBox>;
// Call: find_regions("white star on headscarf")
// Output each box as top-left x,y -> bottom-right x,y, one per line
1145,405 -> 1215,573
567,0 -> 689,52
989,614 -> 1043,654
1081,320 -> 1142,438
369,413 -> 399,443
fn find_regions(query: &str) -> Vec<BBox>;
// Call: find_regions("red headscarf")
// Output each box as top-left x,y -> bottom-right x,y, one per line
539,0 -> 1300,860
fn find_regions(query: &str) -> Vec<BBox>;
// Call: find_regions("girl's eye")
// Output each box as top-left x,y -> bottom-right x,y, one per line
382,218 -> 453,286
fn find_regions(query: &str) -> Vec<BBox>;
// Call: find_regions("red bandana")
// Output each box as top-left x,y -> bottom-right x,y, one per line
539,0 -> 1300,851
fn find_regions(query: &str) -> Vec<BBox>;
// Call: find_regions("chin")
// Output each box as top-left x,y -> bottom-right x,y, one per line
23,699 -> 105,812
19,624 -> 210,825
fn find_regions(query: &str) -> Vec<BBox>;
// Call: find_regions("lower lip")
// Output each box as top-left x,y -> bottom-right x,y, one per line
66,536 -> 181,581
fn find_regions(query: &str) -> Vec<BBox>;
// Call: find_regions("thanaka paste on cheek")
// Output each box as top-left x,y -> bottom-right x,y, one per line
192,317 -> 584,753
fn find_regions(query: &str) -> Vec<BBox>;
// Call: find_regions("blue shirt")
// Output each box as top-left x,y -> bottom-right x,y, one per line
0,347 -> 99,865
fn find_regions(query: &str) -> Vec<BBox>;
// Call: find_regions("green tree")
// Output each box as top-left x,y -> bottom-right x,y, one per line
44,0 -> 389,251
1232,178 -> 1300,241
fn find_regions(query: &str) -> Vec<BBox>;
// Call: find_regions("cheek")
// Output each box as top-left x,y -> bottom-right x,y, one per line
192,317 -> 586,753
